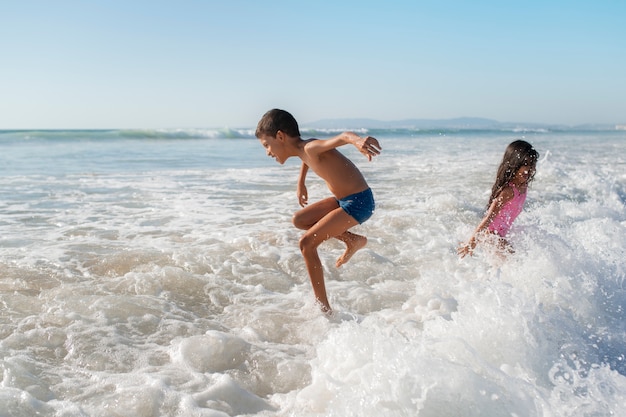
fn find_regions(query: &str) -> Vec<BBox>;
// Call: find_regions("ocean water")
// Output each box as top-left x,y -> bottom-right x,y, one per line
0,127 -> 625,416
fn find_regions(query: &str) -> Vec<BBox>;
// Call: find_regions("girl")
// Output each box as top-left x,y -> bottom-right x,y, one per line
458,140 -> 539,258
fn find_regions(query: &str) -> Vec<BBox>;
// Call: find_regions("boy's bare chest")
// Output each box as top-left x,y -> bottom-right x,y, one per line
303,150 -> 343,172
306,153 -> 360,184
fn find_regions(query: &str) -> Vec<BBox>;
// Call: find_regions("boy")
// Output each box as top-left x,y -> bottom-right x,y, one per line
255,109 -> 381,313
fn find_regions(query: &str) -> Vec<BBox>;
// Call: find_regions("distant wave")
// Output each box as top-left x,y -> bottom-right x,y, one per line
116,128 -> 256,140
0,128 -> 257,142
1,125 -> 621,143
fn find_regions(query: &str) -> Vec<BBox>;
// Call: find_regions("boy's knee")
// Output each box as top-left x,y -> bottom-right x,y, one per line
299,233 -> 316,254
292,213 -> 301,229
292,213 -> 307,230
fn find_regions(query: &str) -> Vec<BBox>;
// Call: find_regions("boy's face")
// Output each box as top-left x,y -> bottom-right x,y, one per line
258,133 -> 286,164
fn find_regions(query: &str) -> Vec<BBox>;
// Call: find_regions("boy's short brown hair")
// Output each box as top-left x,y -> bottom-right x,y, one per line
255,109 -> 301,138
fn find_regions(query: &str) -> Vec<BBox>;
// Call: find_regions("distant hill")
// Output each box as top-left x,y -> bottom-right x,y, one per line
306,117 -> 500,129
304,117 -> 619,131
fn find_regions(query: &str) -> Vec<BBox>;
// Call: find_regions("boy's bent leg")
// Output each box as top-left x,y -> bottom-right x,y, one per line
334,231 -> 367,267
299,208 -> 360,313
293,197 -> 339,230
293,197 -> 368,266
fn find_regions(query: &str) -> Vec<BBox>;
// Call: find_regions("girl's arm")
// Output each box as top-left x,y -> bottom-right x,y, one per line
296,162 -> 309,207
307,132 -> 381,161
458,187 -> 514,258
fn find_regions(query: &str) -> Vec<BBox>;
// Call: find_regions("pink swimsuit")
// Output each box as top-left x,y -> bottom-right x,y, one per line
488,184 -> 526,237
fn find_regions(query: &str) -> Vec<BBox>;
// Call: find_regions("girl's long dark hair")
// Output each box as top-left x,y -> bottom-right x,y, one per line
487,140 -> 539,209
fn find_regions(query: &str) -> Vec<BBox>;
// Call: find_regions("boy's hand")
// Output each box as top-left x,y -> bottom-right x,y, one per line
297,183 -> 308,207
356,136 -> 382,161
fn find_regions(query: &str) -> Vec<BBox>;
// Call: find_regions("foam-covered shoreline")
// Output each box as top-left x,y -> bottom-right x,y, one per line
0,130 -> 624,415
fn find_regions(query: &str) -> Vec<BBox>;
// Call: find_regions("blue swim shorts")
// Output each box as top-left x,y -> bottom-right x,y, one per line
336,188 -> 375,224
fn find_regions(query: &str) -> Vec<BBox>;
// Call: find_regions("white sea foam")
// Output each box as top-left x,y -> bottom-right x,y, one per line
0,130 -> 624,416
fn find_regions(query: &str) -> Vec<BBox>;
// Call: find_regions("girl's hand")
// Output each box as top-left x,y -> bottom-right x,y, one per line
457,237 -> 476,258
356,136 -> 381,161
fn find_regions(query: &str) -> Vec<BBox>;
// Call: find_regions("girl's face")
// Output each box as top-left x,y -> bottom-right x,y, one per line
514,162 -> 536,184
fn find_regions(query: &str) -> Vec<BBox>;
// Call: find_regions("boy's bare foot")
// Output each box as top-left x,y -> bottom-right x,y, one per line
336,235 -> 367,267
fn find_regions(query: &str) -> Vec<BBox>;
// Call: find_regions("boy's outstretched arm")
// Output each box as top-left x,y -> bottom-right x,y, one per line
297,162 -> 309,207
308,132 -> 381,161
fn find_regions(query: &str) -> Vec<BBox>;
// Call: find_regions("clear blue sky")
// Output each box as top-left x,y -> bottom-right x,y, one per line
1,0 -> 624,129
